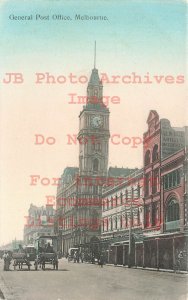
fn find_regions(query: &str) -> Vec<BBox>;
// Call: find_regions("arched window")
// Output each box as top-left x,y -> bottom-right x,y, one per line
145,150 -> 151,166
120,192 -> 123,204
153,169 -> 159,194
109,218 -> 113,230
117,215 -> 121,229
125,214 -> 128,227
107,198 -> 109,210
103,218 -> 108,231
110,197 -> 112,208
131,187 -> 134,200
137,209 -> 140,225
152,144 -> 158,162
102,220 -> 104,232
125,189 -> 128,201
113,217 -> 117,229
106,218 -> 109,231
115,195 -> 118,206
93,158 -> 99,172
145,205 -> 150,227
144,173 -> 150,197
102,200 -> 105,211
120,215 -> 123,228
93,185 -> 98,195
166,198 -> 180,222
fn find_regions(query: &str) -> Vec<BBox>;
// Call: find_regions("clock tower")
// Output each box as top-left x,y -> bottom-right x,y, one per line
78,66 -> 110,177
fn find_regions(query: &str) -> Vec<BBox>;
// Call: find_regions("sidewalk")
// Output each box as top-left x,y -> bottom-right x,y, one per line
0,261 -> 14,300
64,257 -> 188,274
105,263 -> 188,274
66,257 -> 188,274
0,288 -> 5,300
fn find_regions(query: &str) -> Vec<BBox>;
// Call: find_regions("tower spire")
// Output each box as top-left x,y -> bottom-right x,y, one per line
94,41 -> 96,68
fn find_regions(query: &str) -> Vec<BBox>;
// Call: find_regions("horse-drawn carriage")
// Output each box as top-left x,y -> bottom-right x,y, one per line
34,235 -> 59,270
11,244 -> 36,270
24,245 -> 36,261
12,252 -> 31,270
68,248 -> 79,262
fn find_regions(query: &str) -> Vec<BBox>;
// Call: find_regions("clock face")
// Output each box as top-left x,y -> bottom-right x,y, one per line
91,115 -> 103,128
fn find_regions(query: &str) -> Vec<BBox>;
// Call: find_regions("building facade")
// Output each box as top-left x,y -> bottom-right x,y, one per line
54,66 -> 111,255
101,110 -> 188,270
101,169 -> 144,265
142,111 -> 187,270
24,203 -> 55,245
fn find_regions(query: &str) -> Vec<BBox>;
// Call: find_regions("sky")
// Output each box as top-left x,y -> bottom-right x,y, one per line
0,0 -> 187,246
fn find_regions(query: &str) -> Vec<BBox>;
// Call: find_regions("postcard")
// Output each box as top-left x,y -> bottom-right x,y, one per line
0,1 -> 187,299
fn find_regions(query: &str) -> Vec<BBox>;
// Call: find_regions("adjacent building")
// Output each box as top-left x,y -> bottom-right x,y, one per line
101,110 -> 188,270
101,168 -> 144,265
24,203 -> 55,245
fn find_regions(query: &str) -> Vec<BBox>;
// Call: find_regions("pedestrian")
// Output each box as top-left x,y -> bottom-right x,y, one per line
81,252 -> 84,263
177,251 -> 184,271
73,252 -> 77,263
3,251 -> 11,271
98,254 -> 104,268
91,254 -> 95,264
76,251 -> 80,263
45,242 -> 53,253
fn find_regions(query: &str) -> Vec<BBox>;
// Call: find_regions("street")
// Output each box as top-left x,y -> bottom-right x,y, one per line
0,258 -> 187,300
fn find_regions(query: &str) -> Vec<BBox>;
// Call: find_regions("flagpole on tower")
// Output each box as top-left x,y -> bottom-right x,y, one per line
94,41 -> 96,68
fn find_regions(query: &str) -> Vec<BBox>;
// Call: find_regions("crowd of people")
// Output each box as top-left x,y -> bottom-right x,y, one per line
65,250 -> 105,267
1,246 -> 186,271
